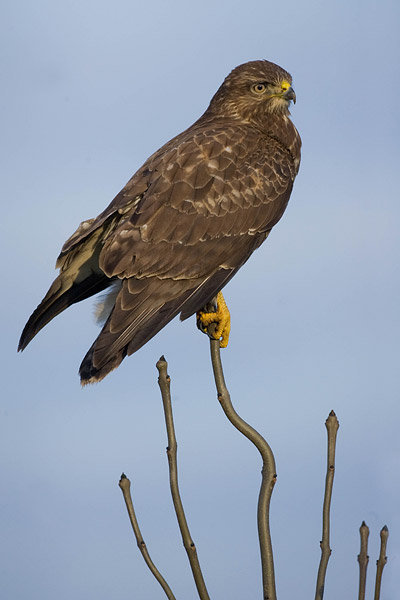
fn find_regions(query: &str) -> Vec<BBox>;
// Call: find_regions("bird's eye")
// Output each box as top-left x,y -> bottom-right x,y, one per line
251,83 -> 267,94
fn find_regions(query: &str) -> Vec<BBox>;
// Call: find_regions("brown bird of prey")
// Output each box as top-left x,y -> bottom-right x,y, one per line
18,60 -> 301,384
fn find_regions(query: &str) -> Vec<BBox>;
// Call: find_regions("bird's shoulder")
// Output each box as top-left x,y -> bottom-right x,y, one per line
58,118 -> 294,263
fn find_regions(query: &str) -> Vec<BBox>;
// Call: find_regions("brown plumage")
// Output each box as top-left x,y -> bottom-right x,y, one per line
18,59 -> 301,384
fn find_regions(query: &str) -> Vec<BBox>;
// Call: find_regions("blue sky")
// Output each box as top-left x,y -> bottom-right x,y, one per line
2,1 -> 399,598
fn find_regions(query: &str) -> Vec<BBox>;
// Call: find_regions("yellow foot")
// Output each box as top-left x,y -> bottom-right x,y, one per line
196,291 -> 231,348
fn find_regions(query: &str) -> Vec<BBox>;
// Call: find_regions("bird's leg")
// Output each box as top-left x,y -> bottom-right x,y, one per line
196,291 -> 231,348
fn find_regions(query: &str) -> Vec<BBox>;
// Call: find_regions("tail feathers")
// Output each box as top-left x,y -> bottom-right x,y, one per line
79,284 -> 196,385
18,271 -> 110,351
79,342 -> 128,385
79,271 -> 240,385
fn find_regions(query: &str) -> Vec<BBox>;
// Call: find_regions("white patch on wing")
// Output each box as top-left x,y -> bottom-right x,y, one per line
94,280 -> 123,325
118,195 -> 141,215
208,160 -> 218,169
81,220 -> 93,230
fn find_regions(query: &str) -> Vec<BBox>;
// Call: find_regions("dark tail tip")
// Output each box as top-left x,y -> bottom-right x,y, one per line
79,345 -> 127,386
18,314 -> 42,352
18,273 -> 111,353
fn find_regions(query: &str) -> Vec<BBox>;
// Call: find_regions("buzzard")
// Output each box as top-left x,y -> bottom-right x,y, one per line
18,60 -> 301,384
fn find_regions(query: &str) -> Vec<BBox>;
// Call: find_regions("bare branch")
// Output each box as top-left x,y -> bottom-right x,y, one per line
156,356 -> 211,600
374,525 -> 389,600
118,474 -> 176,600
357,521 -> 370,600
315,410 -> 339,600
208,337 -> 277,600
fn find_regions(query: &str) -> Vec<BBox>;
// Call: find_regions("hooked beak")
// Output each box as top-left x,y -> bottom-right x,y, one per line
284,86 -> 296,104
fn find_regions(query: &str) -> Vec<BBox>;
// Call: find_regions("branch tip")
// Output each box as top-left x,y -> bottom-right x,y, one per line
325,412 -> 339,432
381,525 -> 388,535
156,356 -> 168,374
119,474 -> 131,491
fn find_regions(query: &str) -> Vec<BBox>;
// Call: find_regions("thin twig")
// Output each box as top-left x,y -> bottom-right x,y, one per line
208,337 -> 277,600
156,356 -> 211,600
374,525 -> 389,600
315,410 -> 339,600
118,474 -> 176,600
357,521 -> 370,600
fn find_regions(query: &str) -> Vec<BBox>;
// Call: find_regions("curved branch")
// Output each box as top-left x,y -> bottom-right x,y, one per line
315,410 -> 339,600
118,474 -> 176,600
208,338 -> 277,600
156,356 -> 210,600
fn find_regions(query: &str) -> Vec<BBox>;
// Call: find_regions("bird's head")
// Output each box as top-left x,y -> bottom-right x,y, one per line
208,60 -> 296,123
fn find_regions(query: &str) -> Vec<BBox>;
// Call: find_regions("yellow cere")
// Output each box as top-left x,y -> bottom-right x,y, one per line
280,80 -> 291,92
